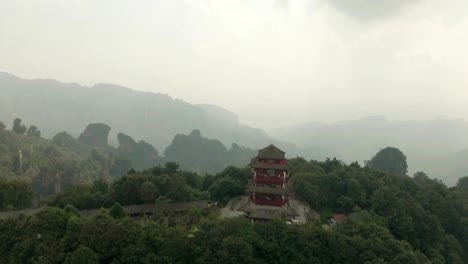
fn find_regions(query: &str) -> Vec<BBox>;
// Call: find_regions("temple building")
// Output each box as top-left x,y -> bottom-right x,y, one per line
238,144 -> 299,222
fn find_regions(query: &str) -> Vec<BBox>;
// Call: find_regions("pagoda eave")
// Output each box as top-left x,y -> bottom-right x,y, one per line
249,162 -> 288,170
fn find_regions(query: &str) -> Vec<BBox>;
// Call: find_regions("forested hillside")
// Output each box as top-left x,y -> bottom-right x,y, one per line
0,118 -> 258,198
0,158 -> 467,263
0,118 -> 164,197
292,158 -> 468,263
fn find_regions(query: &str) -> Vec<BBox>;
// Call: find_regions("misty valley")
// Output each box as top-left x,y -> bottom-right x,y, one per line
0,74 -> 467,263
1,0 -> 468,262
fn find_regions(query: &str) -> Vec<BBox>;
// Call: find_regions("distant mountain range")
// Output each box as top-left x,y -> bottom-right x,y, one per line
272,116 -> 468,185
0,72 -> 336,162
0,72 -> 267,149
2,72 -> 466,185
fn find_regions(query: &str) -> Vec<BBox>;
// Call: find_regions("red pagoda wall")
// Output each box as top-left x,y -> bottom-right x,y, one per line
250,156 -> 289,207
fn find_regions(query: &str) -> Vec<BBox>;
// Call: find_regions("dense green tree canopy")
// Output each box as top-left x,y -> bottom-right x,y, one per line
1,115 -> 467,263
0,156 -> 467,263
292,157 -> 467,263
0,179 -> 34,210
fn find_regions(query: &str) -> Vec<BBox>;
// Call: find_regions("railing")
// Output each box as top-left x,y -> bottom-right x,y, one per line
255,175 -> 285,184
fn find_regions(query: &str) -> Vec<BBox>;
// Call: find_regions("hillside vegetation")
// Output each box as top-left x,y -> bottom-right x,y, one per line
0,118 -> 165,196
0,118 -> 258,198
1,157 -> 467,263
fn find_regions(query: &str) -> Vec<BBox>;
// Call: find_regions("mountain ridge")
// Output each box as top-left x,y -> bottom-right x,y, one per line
270,116 -> 468,185
0,72 -> 337,162
0,72 -> 267,148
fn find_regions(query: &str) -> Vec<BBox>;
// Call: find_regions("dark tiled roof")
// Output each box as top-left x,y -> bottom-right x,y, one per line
0,201 -> 210,219
249,209 -> 283,220
154,201 -> 209,212
79,209 -> 101,217
0,208 -> 42,219
124,205 -> 151,215
257,144 -> 285,159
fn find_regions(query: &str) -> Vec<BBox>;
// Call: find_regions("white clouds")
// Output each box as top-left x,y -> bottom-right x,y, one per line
0,0 -> 467,129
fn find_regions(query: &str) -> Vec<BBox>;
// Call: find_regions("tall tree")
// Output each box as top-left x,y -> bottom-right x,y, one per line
367,147 -> 408,176
12,118 -> 27,135
65,245 -> 99,264
140,181 -> 158,203
109,202 -> 126,219
457,176 -> 468,194
26,125 -> 41,138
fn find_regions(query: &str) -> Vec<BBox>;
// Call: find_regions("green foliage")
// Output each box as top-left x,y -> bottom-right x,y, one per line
457,176 -> 468,194
52,132 -> 84,151
208,178 -> 243,205
117,132 -> 163,170
140,181 -> 158,203
26,125 -> 41,138
1,119 -> 255,199
292,158 -> 468,263
52,184 -> 113,210
0,120 -> 163,196
0,115 -> 466,263
208,166 -> 250,205
0,179 -> 34,210
109,202 -> 126,219
64,204 -> 80,218
65,245 -> 99,264
52,163 -> 210,209
1,160 -> 467,263
367,147 -> 408,176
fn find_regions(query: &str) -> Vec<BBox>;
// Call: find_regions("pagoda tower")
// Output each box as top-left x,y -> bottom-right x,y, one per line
239,144 -> 298,222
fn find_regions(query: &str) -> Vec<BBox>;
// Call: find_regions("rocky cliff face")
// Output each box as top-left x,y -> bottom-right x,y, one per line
78,123 -> 111,147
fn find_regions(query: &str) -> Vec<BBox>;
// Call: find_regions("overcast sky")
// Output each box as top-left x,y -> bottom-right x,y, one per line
1,0 -> 467,130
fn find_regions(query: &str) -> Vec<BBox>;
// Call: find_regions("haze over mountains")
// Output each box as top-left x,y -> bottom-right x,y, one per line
1,72 -> 467,185
273,117 -> 468,185
0,72 -> 271,149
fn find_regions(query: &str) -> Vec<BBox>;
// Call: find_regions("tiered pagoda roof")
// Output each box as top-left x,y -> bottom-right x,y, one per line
256,144 -> 286,159
249,161 -> 288,170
